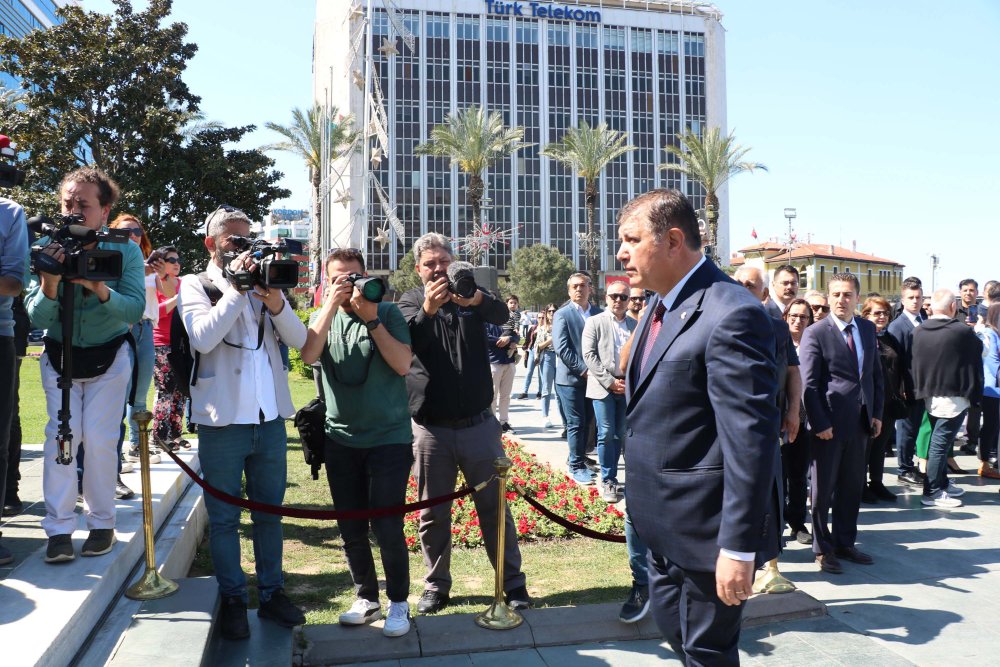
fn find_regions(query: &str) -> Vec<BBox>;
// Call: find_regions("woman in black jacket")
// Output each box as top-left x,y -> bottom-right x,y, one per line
863,297 -> 907,502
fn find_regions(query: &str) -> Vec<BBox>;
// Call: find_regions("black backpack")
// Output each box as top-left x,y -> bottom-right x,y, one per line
293,397 -> 327,480
168,272 -> 223,398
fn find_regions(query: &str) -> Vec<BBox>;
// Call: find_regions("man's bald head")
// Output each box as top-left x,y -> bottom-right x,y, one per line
734,266 -> 767,302
930,288 -> 957,317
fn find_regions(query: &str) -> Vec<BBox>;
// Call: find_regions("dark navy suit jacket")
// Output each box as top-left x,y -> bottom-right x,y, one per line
798,315 -> 884,437
552,302 -> 602,386
624,260 -> 781,572
886,312 -> 921,398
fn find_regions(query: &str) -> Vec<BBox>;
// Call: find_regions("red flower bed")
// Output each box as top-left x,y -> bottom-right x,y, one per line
402,435 -> 625,551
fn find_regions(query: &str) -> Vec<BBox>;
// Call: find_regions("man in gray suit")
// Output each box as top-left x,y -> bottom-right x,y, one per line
553,272 -> 602,484
583,280 -> 637,502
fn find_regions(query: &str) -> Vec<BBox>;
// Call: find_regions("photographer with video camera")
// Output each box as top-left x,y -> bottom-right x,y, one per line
398,233 -> 532,615
299,248 -> 414,636
24,167 -> 145,564
177,205 -> 307,640
0,136 -> 30,565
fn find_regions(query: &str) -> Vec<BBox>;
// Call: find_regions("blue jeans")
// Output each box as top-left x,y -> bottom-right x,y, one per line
555,383 -> 589,471
522,348 -> 542,395
924,410 -> 966,496
593,392 -> 626,483
625,509 -> 648,587
538,351 -> 556,417
198,418 -> 288,602
895,401 -> 924,474
123,319 -> 155,447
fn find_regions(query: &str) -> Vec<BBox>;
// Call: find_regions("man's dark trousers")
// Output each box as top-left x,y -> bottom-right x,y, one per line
811,417 -> 868,555
895,401 -> 923,474
966,404 -> 981,446
647,552 -> 743,665
4,355 -> 21,504
782,428 -> 811,531
0,338 -> 16,513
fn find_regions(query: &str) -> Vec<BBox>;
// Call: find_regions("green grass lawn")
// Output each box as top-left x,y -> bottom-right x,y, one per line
17,357 -> 632,622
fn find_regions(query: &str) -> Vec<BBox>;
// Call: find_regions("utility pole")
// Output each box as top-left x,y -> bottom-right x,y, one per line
929,254 -> 940,292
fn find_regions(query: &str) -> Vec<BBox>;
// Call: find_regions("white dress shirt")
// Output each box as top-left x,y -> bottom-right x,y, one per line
832,315 -> 864,374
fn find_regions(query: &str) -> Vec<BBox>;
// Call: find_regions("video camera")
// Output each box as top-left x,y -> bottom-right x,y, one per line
446,261 -> 479,299
346,272 -> 386,302
0,135 -> 26,188
223,235 -> 303,291
28,214 -> 129,281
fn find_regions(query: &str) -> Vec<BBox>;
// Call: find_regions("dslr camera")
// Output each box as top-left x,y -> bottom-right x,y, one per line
0,135 -> 26,188
445,261 -> 479,299
28,214 -> 129,281
223,235 -> 303,291
345,273 -> 386,303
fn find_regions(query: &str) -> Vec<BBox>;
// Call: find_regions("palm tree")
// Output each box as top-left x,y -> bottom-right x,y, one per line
263,104 -> 357,286
542,121 -> 635,285
416,105 -> 529,265
660,127 -> 766,263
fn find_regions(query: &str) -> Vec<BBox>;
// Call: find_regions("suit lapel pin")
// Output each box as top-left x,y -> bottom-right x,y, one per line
680,311 -> 687,320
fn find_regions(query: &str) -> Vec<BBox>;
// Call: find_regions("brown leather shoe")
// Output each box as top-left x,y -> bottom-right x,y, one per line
834,546 -> 874,565
979,462 -> 1000,479
816,553 -> 843,574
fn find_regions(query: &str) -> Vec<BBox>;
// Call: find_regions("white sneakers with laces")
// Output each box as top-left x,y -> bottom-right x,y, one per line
383,601 -> 411,637
921,490 -> 962,508
338,598 -> 380,625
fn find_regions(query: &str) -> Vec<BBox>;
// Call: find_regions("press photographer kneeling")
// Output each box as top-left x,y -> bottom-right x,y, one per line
24,167 -> 145,564
177,205 -> 307,640
300,248 -> 414,637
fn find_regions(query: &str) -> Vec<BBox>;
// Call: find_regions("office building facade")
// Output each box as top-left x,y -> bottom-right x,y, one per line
314,0 -> 727,274
1,1 -> 70,90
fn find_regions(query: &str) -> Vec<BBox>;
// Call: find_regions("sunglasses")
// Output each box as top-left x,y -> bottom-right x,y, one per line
871,310 -> 889,316
607,294 -> 629,302
125,227 -> 143,237
629,296 -> 644,301
163,257 -> 181,264
811,304 -> 831,313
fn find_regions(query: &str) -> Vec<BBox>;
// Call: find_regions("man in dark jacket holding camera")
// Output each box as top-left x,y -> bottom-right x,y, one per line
399,232 -> 531,615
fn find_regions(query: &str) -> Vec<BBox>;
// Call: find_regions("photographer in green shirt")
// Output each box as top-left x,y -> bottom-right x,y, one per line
301,247 -> 413,637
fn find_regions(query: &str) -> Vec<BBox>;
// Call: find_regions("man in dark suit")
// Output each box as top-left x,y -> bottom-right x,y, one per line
799,273 -> 884,574
886,276 -> 926,487
619,189 -> 780,665
552,272 -> 602,485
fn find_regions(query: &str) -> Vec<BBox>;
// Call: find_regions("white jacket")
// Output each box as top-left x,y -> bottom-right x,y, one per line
178,263 -> 307,426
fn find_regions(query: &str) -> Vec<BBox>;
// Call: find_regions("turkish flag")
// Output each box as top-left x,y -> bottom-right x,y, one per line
751,228 -> 758,239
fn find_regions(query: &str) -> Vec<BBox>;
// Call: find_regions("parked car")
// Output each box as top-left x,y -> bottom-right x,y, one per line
27,329 -> 44,344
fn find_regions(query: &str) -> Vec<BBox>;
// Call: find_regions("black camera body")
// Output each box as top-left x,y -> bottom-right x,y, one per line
346,272 -> 386,303
28,214 -> 129,281
446,261 -> 478,299
223,235 -> 303,291
0,163 -> 25,188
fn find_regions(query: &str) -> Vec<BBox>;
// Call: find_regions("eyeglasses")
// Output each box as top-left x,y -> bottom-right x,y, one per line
871,310 -> 889,317
811,304 -> 831,313
164,257 -> 181,264
125,227 -> 143,237
787,314 -> 810,321
607,294 -> 629,302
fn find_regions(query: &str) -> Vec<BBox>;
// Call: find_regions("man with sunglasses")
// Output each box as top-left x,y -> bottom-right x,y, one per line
804,290 -> 830,322
178,205 -> 307,639
626,288 -> 646,321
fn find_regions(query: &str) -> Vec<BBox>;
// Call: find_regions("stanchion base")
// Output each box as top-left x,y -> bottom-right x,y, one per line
752,570 -> 796,595
474,601 -> 524,630
125,568 -> 180,601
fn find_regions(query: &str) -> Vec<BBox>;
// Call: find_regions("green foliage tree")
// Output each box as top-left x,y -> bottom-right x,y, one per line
508,244 -> 576,309
0,0 -> 288,270
389,248 -> 422,294
263,104 -> 358,286
542,121 -> 635,291
660,127 -> 766,264
416,106 -> 529,265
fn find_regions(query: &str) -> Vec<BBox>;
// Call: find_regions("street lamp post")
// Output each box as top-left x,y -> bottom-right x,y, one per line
783,208 -> 797,259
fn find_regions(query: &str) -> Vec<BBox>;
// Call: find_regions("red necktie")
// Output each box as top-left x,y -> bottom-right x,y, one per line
640,303 -> 667,374
844,323 -> 856,355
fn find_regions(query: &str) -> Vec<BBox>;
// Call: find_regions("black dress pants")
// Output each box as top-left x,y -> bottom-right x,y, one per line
866,418 -> 894,486
648,551 -> 744,667
980,396 -> 999,463
781,427 -> 810,531
810,419 -> 867,555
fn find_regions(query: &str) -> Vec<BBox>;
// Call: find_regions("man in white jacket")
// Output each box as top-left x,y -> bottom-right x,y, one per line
179,205 -> 307,640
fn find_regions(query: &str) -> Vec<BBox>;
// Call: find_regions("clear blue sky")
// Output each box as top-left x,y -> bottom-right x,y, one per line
85,0 -> 1000,292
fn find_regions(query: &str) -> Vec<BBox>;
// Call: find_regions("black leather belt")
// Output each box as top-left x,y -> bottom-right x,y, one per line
413,410 -> 491,430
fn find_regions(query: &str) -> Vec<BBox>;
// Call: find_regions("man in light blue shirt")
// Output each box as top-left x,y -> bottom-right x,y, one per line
25,167 -> 145,565
0,195 -> 29,565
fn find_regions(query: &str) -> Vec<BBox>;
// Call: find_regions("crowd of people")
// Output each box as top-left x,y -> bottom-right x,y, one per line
1,175 -> 998,663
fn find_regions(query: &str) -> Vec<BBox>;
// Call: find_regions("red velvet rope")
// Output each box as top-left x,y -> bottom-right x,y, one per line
161,447 -> 488,520
514,486 -> 626,543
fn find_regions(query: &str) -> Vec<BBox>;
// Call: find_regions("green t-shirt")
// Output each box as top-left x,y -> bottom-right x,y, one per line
319,301 -> 413,447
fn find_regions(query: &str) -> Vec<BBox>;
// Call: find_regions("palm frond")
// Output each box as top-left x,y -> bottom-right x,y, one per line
415,105 -> 530,178
541,121 -> 636,181
659,126 -> 767,193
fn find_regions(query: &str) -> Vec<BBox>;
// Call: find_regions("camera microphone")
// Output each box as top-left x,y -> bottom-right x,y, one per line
447,261 -> 478,299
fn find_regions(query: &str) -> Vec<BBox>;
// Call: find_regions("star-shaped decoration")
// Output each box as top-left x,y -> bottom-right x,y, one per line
378,37 -> 399,57
334,190 -> 353,208
370,146 -> 383,168
374,225 -> 390,248
352,69 -> 365,90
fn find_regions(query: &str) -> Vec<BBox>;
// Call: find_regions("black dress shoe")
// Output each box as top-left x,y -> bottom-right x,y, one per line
959,442 -> 979,456
897,470 -> 923,487
789,527 -> 813,545
220,595 -> 250,640
816,553 -> 843,574
416,590 -> 449,614
2,496 -> 23,517
947,461 -> 968,475
584,456 -> 599,472
517,393 -> 527,400
835,546 -> 874,565
861,487 -> 878,504
870,483 -> 897,501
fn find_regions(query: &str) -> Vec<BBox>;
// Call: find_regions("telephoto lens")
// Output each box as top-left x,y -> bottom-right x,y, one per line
346,273 -> 386,302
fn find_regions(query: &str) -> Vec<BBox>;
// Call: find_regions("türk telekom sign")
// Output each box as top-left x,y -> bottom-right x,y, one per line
484,0 -> 602,23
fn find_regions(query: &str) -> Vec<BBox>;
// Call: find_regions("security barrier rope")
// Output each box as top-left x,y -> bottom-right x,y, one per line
161,447 -> 490,520
512,485 -> 627,543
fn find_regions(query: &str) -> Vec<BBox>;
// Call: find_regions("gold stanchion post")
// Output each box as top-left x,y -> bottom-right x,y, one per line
752,557 -> 796,595
475,456 -> 523,630
125,411 -> 179,600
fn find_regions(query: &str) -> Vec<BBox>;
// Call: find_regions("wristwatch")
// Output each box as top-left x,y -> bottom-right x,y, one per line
365,317 -> 381,331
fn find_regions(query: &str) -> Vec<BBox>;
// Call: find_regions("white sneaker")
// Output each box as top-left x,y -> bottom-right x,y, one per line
921,491 -> 962,508
543,419 -> 553,428
383,601 -> 411,637
126,446 -> 161,465
946,482 -> 965,497
120,459 -> 134,474
339,598 -> 381,625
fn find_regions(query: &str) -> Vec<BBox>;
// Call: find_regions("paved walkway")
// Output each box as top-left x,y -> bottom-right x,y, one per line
500,362 -> 1000,667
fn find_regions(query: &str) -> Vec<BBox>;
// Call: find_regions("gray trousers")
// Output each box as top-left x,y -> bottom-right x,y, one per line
412,415 -> 526,595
